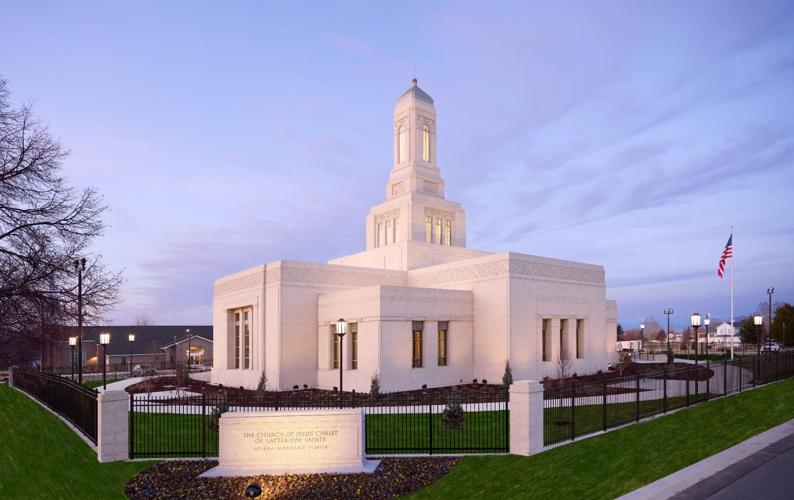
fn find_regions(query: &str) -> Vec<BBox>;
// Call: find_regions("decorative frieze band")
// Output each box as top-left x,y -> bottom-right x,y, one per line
374,208 -> 400,223
214,271 -> 265,296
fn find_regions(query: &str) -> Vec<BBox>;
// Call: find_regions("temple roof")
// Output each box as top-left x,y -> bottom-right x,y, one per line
399,78 -> 434,103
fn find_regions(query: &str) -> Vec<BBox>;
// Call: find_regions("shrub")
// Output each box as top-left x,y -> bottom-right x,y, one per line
256,372 -> 268,398
369,372 -> 380,396
442,389 -> 465,430
210,399 -> 229,430
502,360 -> 513,387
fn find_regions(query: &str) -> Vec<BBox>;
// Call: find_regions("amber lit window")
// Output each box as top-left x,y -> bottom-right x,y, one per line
234,312 -> 240,369
576,319 -> 584,359
331,325 -> 339,369
542,319 -> 550,362
243,310 -> 251,369
425,216 -> 432,243
444,220 -> 452,246
350,323 -> 358,369
231,306 -> 252,369
434,218 -> 442,244
438,321 -> 448,366
412,321 -> 423,368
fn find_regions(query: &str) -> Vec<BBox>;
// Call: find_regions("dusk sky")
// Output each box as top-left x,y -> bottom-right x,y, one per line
2,1 -> 793,328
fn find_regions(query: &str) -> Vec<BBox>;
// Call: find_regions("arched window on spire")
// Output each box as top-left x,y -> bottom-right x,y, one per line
422,125 -> 430,162
398,126 -> 407,164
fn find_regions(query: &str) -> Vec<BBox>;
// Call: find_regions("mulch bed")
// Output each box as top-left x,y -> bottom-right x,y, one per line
125,458 -> 458,499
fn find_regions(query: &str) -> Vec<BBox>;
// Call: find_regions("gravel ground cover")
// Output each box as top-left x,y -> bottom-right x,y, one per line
125,458 -> 458,499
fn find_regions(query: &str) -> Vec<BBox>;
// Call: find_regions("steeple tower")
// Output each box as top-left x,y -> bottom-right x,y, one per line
386,78 -> 445,200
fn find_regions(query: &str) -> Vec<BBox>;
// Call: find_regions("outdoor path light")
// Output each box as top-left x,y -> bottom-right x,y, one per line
691,312 -> 701,396
336,318 -> 347,399
128,333 -> 135,376
640,323 -> 645,354
68,336 -> 77,381
754,314 -> 763,377
99,332 -> 110,390
704,315 -> 711,395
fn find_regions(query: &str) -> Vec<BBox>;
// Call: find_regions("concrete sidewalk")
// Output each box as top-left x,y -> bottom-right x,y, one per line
618,418 -> 794,500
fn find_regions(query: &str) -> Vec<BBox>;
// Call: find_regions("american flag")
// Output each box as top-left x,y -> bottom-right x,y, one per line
717,234 -> 733,279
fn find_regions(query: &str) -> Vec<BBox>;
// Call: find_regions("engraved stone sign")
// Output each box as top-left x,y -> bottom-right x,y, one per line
200,408 -> 379,477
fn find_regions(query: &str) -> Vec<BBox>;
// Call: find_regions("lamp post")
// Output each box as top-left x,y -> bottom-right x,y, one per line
664,308 -> 674,363
767,287 -> 775,358
704,315 -> 711,396
68,337 -> 77,381
336,318 -> 347,400
754,314 -> 763,379
99,332 -> 110,390
185,328 -> 191,372
74,258 -> 86,383
691,313 -> 701,396
640,323 -> 645,355
128,333 -> 135,376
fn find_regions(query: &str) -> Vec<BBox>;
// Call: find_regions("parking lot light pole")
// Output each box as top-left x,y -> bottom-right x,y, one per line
664,308 -> 674,363
767,287 -> 775,358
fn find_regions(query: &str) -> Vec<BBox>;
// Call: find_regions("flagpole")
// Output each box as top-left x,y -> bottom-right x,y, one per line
730,226 -> 734,360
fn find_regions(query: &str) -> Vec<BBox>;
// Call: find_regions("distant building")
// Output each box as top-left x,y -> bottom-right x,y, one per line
52,325 -> 212,371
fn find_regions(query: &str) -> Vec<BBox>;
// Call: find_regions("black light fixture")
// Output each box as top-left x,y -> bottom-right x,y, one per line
336,318 -> 347,402
128,333 -> 136,376
99,332 -> 110,390
640,323 -> 645,353
68,336 -> 77,380
754,314 -> 763,362
691,312 -> 701,396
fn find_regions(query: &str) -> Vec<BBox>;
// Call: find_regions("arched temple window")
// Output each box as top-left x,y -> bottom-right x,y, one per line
422,125 -> 430,162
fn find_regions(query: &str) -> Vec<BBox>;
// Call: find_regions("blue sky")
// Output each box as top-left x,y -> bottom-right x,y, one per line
2,1 -> 793,328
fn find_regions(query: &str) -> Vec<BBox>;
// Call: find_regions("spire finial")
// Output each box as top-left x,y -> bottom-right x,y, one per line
412,65 -> 417,86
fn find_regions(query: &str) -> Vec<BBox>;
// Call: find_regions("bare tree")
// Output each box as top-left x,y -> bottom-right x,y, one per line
134,314 -> 154,326
0,77 -> 121,366
557,351 -> 572,380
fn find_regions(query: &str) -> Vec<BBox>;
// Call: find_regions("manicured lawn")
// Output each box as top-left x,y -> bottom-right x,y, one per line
84,378 -> 121,389
0,384 -> 155,499
413,376 -> 794,499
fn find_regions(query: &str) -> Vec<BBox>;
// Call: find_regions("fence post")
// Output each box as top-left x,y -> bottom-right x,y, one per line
602,380 -> 607,432
129,395 -> 134,459
635,374 -> 640,422
508,380 -> 544,456
97,390 -> 129,462
570,383 -> 576,442
723,359 -> 727,395
428,390 -> 433,455
686,365 -> 690,407
202,394 -> 207,458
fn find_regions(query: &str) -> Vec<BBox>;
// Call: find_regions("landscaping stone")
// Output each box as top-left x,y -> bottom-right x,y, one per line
125,458 -> 458,499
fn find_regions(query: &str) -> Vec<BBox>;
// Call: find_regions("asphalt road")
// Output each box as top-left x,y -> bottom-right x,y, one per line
673,434 -> 794,500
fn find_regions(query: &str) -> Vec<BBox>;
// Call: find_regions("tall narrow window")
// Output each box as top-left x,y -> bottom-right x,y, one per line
559,319 -> 568,360
243,309 -> 251,369
425,216 -> 432,243
434,218 -> 442,244
234,311 -> 241,369
350,323 -> 358,369
393,218 -> 399,244
542,319 -> 550,362
412,321 -> 424,368
422,125 -> 430,162
444,220 -> 452,246
331,325 -> 339,369
374,222 -> 380,248
385,220 -> 392,245
438,321 -> 448,366
576,319 -> 584,359
398,126 -> 407,163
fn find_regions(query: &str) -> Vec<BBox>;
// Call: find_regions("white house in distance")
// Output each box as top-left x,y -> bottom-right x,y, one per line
210,79 -> 618,392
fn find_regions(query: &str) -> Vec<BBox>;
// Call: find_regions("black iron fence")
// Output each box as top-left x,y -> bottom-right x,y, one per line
12,367 -> 98,444
544,351 -> 794,446
129,385 -> 509,458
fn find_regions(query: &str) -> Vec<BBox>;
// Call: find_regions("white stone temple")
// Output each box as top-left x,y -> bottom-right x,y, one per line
210,79 -> 617,392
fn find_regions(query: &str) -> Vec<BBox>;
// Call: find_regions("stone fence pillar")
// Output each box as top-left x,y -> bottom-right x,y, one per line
97,390 -> 129,462
509,380 -> 544,456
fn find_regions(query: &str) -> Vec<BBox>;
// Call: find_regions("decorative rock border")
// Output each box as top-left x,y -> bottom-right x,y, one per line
126,458 -> 458,499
